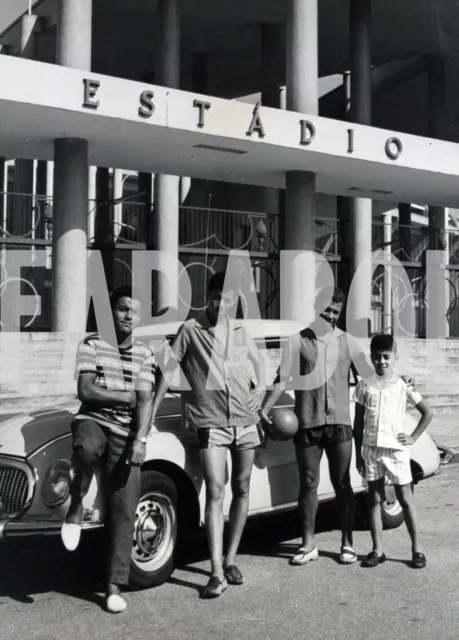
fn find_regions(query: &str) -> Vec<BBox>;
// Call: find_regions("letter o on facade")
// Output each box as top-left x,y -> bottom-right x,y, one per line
385,137 -> 403,160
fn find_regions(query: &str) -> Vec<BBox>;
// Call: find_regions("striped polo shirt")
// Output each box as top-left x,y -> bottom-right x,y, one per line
73,333 -> 156,437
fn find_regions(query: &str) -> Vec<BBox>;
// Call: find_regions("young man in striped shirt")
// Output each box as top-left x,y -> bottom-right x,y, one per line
61,286 -> 156,613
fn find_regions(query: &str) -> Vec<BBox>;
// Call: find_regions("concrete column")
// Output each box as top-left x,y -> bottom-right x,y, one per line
382,212 -> 392,332
346,0 -> 373,336
153,0 -> 181,316
286,0 -> 318,115
113,169 -> 123,242
88,166 -> 96,240
283,0 -> 318,321
428,57 -> 448,337
56,0 -> 92,70
94,167 -> 114,291
0,158 -> 5,235
13,15 -> 39,237
52,0 -> 91,332
51,139 -> 88,332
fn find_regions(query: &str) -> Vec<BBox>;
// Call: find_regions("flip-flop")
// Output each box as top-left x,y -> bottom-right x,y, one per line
340,545 -> 358,564
289,546 -> 319,566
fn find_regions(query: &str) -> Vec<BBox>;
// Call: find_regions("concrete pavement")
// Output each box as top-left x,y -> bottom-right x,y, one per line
0,464 -> 458,640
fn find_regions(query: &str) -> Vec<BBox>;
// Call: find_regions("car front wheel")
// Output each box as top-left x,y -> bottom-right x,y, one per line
129,470 -> 178,589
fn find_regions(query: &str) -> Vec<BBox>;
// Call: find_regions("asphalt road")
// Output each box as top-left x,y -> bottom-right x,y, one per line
1,464 -> 458,640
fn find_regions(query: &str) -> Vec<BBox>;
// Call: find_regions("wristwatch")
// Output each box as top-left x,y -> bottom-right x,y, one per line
136,436 -> 147,445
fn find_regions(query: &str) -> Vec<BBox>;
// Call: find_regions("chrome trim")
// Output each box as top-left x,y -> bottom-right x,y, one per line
29,432 -> 72,458
0,519 -> 103,539
0,455 -> 36,517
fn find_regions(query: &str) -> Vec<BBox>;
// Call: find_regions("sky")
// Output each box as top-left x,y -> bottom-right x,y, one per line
0,0 -> 29,33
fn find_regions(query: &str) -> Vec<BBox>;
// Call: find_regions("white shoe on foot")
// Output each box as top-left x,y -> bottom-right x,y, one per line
106,594 -> 127,613
60,522 -> 81,551
289,546 -> 319,566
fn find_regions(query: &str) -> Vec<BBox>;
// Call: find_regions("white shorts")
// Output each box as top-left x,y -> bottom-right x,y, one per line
362,446 -> 412,486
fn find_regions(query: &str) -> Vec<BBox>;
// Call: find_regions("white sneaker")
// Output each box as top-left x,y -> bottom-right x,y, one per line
289,546 -> 319,566
106,594 -> 127,614
60,522 -> 81,551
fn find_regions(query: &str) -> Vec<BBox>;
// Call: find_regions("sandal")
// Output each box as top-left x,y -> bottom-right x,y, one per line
340,545 -> 357,565
289,546 -> 319,566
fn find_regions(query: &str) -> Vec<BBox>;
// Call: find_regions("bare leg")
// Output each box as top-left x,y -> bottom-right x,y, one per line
326,440 -> 355,548
295,444 -> 323,551
200,447 -> 228,579
395,483 -> 421,554
225,448 -> 256,567
367,478 -> 385,555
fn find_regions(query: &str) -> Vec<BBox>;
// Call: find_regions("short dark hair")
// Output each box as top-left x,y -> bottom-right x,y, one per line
370,333 -> 397,354
207,271 -> 226,294
110,286 -> 141,308
317,286 -> 346,305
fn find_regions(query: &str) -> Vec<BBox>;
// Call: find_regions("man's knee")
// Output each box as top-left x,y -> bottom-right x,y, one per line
73,439 -> 102,467
300,470 -> 320,494
206,480 -> 225,502
231,476 -> 251,499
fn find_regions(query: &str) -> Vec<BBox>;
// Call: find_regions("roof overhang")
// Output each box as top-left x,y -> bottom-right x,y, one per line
1,56 -> 459,207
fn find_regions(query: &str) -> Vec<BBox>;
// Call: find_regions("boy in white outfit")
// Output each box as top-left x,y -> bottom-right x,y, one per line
353,334 -> 433,569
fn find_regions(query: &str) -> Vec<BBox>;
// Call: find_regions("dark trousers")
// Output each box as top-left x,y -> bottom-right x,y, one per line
70,419 -> 140,586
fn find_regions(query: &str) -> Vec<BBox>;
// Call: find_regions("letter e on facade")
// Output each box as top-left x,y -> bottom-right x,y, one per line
82,79 -> 100,110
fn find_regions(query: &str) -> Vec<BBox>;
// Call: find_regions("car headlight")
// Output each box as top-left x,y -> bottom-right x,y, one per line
42,459 -> 71,508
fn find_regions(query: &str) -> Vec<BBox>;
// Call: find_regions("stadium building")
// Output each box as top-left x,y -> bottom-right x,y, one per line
0,0 -> 459,338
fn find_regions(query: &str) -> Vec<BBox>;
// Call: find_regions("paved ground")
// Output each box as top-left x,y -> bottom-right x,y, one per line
427,413 -> 459,450
1,462 -> 458,640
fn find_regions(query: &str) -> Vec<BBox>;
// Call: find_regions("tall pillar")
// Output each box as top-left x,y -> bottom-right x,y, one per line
94,167 -> 114,291
51,0 -> 92,332
427,57 -> 448,337
51,139 -> 88,332
346,0 -> 373,336
13,15 -> 40,237
56,0 -> 92,70
113,169 -> 123,242
0,158 -> 5,234
153,0 -> 180,316
283,0 -> 318,322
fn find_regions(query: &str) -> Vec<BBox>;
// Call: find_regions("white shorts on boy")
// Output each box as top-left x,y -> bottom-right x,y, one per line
363,446 -> 412,486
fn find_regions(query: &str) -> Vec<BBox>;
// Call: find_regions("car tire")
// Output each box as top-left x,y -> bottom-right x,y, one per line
129,470 -> 178,590
381,480 -> 408,530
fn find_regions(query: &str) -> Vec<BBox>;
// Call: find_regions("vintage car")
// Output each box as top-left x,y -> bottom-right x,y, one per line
0,320 -> 440,588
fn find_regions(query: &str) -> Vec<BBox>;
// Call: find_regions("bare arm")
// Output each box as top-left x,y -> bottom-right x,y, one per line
151,373 -> 170,421
353,402 -> 366,475
245,339 -> 267,412
397,400 -> 433,446
78,373 -> 136,408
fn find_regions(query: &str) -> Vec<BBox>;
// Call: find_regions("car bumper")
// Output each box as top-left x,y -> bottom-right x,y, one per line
0,518 -> 102,540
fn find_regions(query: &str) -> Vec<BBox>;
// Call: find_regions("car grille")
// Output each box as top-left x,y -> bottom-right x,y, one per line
0,467 -> 29,516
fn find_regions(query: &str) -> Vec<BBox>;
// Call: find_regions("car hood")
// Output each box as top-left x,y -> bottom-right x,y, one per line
0,402 -> 79,458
